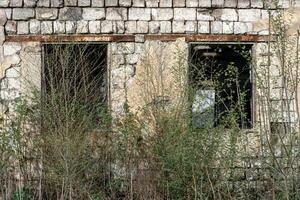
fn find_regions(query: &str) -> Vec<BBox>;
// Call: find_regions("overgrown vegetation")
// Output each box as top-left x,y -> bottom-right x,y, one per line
1,1 -> 300,200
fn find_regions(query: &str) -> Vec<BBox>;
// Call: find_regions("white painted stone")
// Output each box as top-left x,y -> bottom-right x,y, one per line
211,21 -> 222,34
89,21 -> 100,33
41,21 -> 53,34
65,0 -> 76,6
129,8 -> 151,20
112,54 -> 125,67
126,54 -> 139,65
59,7 -> 82,21
199,0 -> 211,7
0,0 -> 9,7
53,21 -> 65,33
66,21 -> 76,33
137,21 -> 148,33
238,9 -> 261,22
36,8 -> 58,20
116,43 -> 135,54
213,9 -> 237,21
37,0 -> 50,7
234,21 -> 253,34
224,0 -> 237,7
5,21 -> 17,34
0,9 -> 7,26
101,20 -> 113,33
186,0 -> 198,7
151,8 -> 173,20
132,0 -> 144,7
212,0 -> 224,7
30,20 -> 41,34
160,21 -> 172,33
251,0 -> 263,8
146,0 -> 159,7
10,0 -> 22,7
149,21 -> 160,33
13,8 -> 35,20
125,21 -> 136,33
105,0 -> 118,6
185,21 -> 197,33
238,0 -> 250,8
6,67 -> 20,78
197,9 -> 214,21
198,21 -> 210,33
106,8 -> 128,20
17,21 -> 29,34
172,21 -> 185,33
51,0 -> 63,7
0,26 -> 5,45
173,0 -> 185,7
91,0 -> 104,7
78,0 -> 90,6
135,34 -> 144,42
24,0 -> 37,7
82,8 -> 105,20
223,21 -> 234,34
160,0 -> 172,7
113,21 -> 125,33
174,8 -> 196,20
4,8 -> 11,19
3,43 -> 22,56
119,0 -> 132,6
76,20 -> 88,33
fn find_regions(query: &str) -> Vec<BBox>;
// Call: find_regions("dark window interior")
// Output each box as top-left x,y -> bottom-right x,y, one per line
42,43 -> 107,126
189,44 -> 252,129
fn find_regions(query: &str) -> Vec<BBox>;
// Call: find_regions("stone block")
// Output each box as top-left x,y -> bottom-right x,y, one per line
146,0 -> 159,7
198,21 -> 210,33
0,27 -> 4,45
24,0 -> 37,7
137,21 -> 148,33
13,8 -> 35,20
0,0 -> 9,7
173,0 -> 185,7
125,54 -> 139,64
10,0 -> 22,7
5,20 -> 17,34
0,9 -> 7,25
3,43 -> 21,56
125,21 -> 136,33
53,21 -> 65,33
238,9 -> 261,22
65,0 -> 77,6
66,21 -> 76,33
160,0 -> 172,7
116,43 -> 135,54
36,8 -> 58,20
186,0 -> 198,7
113,21 -> 125,33
197,9 -> 214,21
105,0 -> 118,6
17,21 -> 29,34
29,19 -> 41,34
211,21 -> 222,34
149,21 -> 160,33
212,0 -> 224,7
174,8 -> 196,20
198,0 -> 211,7
132,0 -> 144,7
41,21 -> 53,34
119,0 -> 132,7
129,8 -> 151,20
223,21 -> 233,34
4,8 -> 12,19
106,8 -> 128,20
172,21 -> 185,33
160,21 -> 171,33
76,20 -> 88,33
91,0 -> 104,7
234,21 -> 252,34
6,67 -> 20,78
151,8 -> 173,20
238,0 -> 250,8
82,8 -> 105,20
185,21 -> 197,33
251,0 -> 263,8
101,20 -> 113,33
37,0 -> 50,7
51,0 -> 63,7
78,0 -> 90,6
224,0 -> 237,7
213,9 -> 237,21
89,20 -> 100,33
59,7 -> 82,20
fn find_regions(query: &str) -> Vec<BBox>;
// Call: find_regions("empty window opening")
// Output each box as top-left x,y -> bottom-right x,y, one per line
189,44 -> 253,129
42,43 -> 108,128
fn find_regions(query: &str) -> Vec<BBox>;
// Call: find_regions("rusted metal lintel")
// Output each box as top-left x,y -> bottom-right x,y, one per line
5,34 -> 270,43
5,34 -> 135,42
145,34 -> 270,42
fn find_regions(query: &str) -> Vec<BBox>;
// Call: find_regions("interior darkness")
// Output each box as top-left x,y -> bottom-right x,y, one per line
42,43 -> 107,124
189,44 -> 252,129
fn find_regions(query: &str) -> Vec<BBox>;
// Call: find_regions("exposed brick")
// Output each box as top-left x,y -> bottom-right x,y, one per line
198,21 -> 210,33
10,0 -> 22,7
37,0 -> 50,7
13,8 -> 35,20
197,9 -> 214,21
185,21 -> 197,33
82,8 -> 105,20
186,0 -> 198,7
132,0 -> 144,7
137,21 -> 148,33
36,8 -> 58,20
101,20 -> 113,33
76,20 -> 88,33
213,9 -> 237,21
59,7 -> 82,20
29,19 -> 41,34
106,8 -> 128,20
212,0 -> 224,7
129,8 -> 151,20
105,0 -> 118,7
160,0 -> 172,7
125,21 -> 137,33
172,21 -> 185,33
211,21 -> 222,33
78,0 -> 90,6
160,21 -> 171,33
17,21 -> 29,34
24,0 -> 37,7
91,0 -> 104,7
53,21 -> 65,33
149,21 -> 160,33
89,20 -> 101,33
151,8 -> 173,20
224,0 -> 237,7
41,21 -> 53,34
223,21 -> 233,33
146,0 -> 159,7
174,8 -> 196,20
173,0 -> 185,7
238,0 -> 250,8
119,0 -> 132,7
198,0 -> 211,7
238,9 -> 261,22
